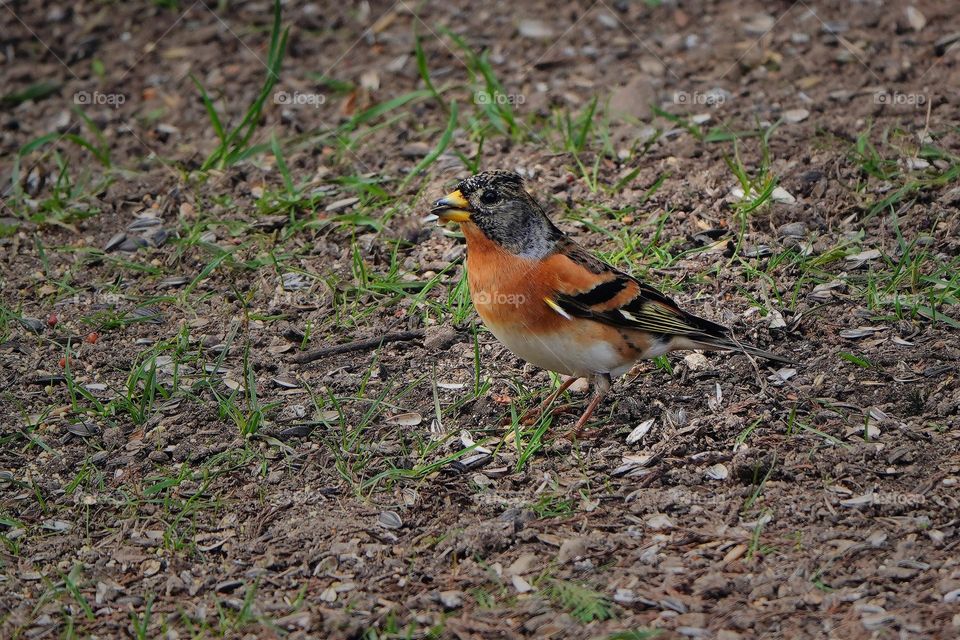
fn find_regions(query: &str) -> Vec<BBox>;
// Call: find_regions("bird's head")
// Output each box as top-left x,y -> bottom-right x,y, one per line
430,170 -> 562,257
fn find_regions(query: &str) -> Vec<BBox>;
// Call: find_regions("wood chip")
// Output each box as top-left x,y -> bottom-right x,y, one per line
723,543 -> 747,563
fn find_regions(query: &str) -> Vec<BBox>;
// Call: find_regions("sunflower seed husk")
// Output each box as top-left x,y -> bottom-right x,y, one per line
385,412 -> 422,426
158,276 -> 189,288
613,453 -> 656,476
252,215 -> 287,231
25,375 -> 66,386
42,519 -> 72,532
626,419 -> 655,445
840,493 -> 874,507
66,421 -> 100,437
271,376 -> 299,389
778,222 -> 807,238
845,249 -> 881,269
839,326 -> 883,339
144,227 -> 169,247
281,273 -> 308,291
277,404 -> 307,422
614,588 -> 636,604
104,232 -> 127,252
278,425 -> 314,439
705,463 -> 729,480
131,306 -> 163,324
118,236 -> 148,252
127,216 -> 163,232
809,280 -> 843,302
377,510 -> 402,529
19,317 -> 45,333
518,18 -> 555,39
451,453 -> 493,473
325,197 -> 359,212
742,244 -> 773,258
768,367 -> 797,384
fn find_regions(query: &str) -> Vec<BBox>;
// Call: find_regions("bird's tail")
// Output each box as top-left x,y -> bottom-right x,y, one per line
671,311 -> 796,365
683,333 -> 796,365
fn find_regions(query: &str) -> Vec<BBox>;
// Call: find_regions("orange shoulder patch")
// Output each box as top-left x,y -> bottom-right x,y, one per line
542,253 -> 615,294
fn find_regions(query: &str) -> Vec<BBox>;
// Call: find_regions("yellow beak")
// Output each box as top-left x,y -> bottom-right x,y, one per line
430,189 -> 472,223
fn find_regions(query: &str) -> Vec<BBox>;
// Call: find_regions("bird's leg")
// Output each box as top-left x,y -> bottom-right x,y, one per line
570,373 -> 611,438
520,376 -> 579,425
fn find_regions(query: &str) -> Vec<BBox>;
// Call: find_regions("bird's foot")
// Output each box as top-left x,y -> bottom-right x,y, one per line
568,427 -> 604,440
562,388 -> 607,440
519,402 -> 575,426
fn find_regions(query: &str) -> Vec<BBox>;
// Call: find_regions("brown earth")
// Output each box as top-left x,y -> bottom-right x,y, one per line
1,1 -> 959,639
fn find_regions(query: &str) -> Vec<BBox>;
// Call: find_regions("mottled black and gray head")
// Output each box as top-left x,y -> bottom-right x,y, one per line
430,170 -> 563,258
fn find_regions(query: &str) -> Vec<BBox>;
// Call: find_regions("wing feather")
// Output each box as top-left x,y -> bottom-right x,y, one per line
545,246 -> 729,339
540,243 -> 794,363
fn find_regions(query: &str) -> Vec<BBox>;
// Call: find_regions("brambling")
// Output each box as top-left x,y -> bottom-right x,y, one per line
430,170 -> 793,435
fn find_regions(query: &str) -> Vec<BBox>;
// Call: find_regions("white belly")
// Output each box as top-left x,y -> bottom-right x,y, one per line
485,322 -> 633,378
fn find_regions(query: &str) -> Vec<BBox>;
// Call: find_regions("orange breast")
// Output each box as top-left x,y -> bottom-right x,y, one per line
458,222 -> 662,375
460,222 -> 561,331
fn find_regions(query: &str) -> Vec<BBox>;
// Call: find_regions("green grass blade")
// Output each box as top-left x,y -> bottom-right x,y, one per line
403,100 -> 458,187
190,73 -> 226,142
271,133 -> 295,195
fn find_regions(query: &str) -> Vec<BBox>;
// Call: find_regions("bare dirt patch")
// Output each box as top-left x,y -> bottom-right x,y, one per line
2,1 -> 959,638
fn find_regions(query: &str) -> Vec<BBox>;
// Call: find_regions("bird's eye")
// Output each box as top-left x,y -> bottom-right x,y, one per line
479,190 -> 499,206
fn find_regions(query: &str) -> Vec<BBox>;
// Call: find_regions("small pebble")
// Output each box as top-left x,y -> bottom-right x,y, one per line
772,186 -> 796,204
438,590 -> 463,609
904,6 -> 926,31
518,19 -> 554,39
512,574 -> 533,593
743,13 -> 775,36
783,108 -> 809,123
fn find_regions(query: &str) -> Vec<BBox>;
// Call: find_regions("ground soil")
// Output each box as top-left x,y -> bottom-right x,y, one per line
2,1 -> 959,639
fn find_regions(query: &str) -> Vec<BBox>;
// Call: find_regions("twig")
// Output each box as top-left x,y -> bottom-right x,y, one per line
291,330 -> 424,364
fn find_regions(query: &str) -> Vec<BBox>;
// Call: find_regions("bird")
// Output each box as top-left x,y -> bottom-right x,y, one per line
429,170 -> 794,436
